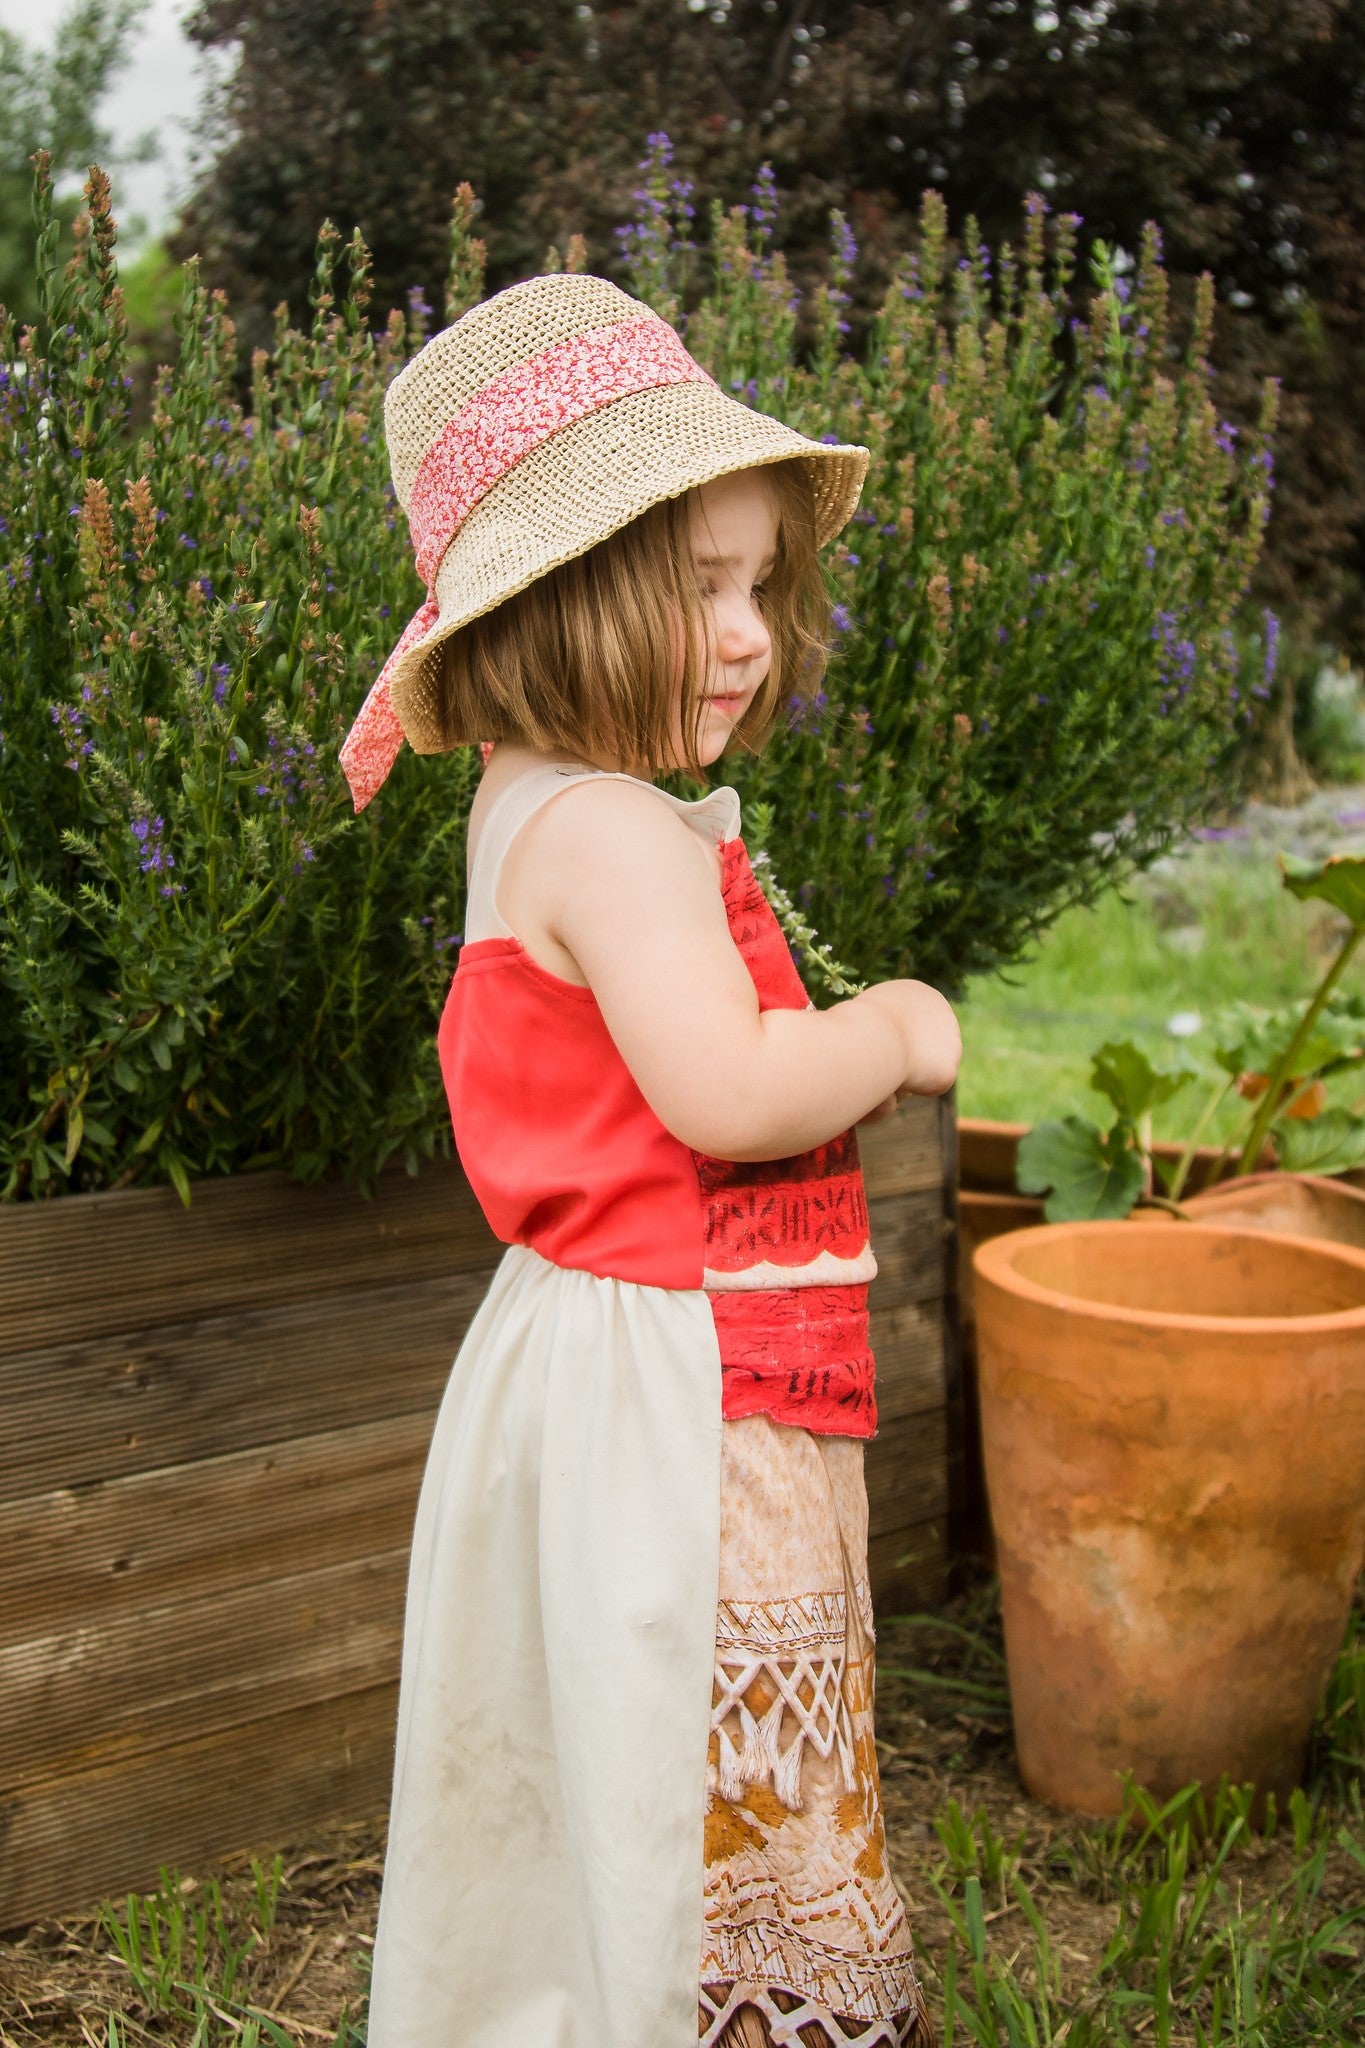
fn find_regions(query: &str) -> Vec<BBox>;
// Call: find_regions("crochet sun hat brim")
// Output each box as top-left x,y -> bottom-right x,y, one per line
396,380 -> 868,755
339,271 -> 869,809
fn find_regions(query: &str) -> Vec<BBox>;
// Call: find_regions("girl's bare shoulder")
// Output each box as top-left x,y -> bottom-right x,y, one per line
525,772 -> 719,892
483,762 -> 721,984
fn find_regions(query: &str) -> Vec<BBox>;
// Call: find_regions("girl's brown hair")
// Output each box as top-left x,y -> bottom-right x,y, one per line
431,457 -> 833,779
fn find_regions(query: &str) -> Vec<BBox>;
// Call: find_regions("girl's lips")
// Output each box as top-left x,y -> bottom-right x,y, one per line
708,693 -> 746,716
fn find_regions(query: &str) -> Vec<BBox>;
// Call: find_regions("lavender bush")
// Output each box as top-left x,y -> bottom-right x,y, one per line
1,142 -> 1274,1202
1,159 -> 473,1201
616,136 -> 1277,990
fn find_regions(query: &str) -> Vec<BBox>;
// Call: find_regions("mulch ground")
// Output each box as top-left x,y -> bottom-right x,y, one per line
2,1572 -> 1360,2045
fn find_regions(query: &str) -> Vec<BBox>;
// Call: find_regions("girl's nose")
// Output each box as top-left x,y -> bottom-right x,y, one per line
716,590 -> 771,664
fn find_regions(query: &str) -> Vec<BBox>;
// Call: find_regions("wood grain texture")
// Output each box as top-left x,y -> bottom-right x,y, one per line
0,1551 -> 408,1793
0,1157 -> 500,1357
868,1298 -> 947,1424
1,1098 -> 942,1362
867,1522 -> 951,1616
1,1414 -> 431,1645
858,1096 -> 947,1199
2,1269 -> 497,1503
864,1409 -> 949,1533
0,1683 -> 399,1933
868,1188 -> 950,1307
0,1109 -> 955,1930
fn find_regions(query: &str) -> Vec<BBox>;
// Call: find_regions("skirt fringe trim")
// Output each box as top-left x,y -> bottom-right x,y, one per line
701,1977 -> 937,2048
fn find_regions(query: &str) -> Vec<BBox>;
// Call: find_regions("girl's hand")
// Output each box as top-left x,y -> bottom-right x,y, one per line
857,979 -> 962,1098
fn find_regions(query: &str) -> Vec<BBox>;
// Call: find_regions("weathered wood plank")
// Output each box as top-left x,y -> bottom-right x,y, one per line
2,1268 -> 942,1508
0,1683 -> 398,1933
0,1157 -> 501,1357
868,1188 -> 950,1306
0,1551 -> 408,1793
864,1409 -> 949,1534
0,1103 -> 944,1363
868,1298 -> 947,1424
867,1522 -> 951,1615
2,1269 -> 499,1503
858,1096 -> 947,1199
5,1393 -> 946,1653
0,1414 -> 431,1646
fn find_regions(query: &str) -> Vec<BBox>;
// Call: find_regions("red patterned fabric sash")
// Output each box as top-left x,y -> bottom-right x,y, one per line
406,316 -> 715,585
693,837 -> 881,1438
710,1283 -> 877,1438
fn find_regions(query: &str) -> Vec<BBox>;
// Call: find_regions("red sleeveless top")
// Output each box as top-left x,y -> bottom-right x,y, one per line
438,773 -> 878,1437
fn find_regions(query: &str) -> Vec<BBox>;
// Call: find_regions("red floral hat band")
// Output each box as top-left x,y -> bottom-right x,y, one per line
339,313 -> 716,812
407,317 -> 712,586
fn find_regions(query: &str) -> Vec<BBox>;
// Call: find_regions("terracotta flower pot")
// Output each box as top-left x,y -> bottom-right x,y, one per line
1182,1169 -> 1365,1253
973,1220 -> 1365,1816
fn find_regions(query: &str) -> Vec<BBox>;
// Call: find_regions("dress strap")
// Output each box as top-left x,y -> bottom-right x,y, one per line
464,764 -> 742,945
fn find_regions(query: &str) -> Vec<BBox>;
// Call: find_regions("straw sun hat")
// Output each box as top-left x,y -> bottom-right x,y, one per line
339,271 -> 870,811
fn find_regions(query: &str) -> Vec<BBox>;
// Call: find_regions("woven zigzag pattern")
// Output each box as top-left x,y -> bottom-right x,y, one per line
712,1585 -> 869,1810
699,1977 -> 936,2047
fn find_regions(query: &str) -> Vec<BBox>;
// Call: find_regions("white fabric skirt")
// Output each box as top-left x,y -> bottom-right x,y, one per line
365,1244 -> 724,2048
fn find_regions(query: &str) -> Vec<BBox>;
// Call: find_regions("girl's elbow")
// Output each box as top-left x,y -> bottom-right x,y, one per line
659,1104 -> 768,1159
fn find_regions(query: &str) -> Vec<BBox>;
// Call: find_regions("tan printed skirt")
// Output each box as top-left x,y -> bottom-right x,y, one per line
366,1247 -> 935,2048
699,1415 -> 936,2048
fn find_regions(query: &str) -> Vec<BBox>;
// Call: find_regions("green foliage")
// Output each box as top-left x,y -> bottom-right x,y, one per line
1211,996 -> 1365,1093
1090,1039 -> 1198,1123
1272,1108 -> 1365,1179
0,157 -> 475,1201
927,1769 -> 1365,2045
1282,849 -> 1365,927
620,141 -> 1277,999
1016,849 -> 1365,1216
96,1855 -> 308,2045
2,144 -> 1272,1200
933,1797 -> 1027,1897
1298,661 -> 1365,786
1015,1035 -> 1198,1223
173,2 -> 1365,671
1016,1112 -> 1149,1224
0,0 -> 158,329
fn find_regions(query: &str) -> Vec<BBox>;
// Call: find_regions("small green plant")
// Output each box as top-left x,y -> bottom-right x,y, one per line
925,1755 -> 1365,2042
933,1797 -> 1027,1899
1301,658 -> 1365,785
1017,848 -> 1365,1218
95,1854 -> 296,2043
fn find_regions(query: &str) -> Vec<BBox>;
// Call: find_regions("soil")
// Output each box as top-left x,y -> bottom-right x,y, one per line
2,1570 -> 1360,2045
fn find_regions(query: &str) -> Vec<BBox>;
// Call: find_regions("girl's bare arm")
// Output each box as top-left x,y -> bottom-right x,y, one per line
531,780 -> 961,1162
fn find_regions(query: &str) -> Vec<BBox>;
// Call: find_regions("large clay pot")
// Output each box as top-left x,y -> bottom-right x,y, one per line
956,1191 -> 1044,1565
973,1221 -> 1365,1816
1183,1169 -> 1365,1252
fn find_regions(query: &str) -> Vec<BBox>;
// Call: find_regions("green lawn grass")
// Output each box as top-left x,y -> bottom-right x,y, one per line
956,842 -> 1365,1147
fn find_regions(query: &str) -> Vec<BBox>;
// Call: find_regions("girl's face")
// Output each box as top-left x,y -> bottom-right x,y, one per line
668,469 -> 778,771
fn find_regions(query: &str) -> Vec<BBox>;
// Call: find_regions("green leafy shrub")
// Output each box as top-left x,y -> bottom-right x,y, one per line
1301,657 -> 1365,786
0,158 -> 474,1201
617,140 -> 1278,995
1,141 -> 1274,1202
1017,849 -> 1365,1220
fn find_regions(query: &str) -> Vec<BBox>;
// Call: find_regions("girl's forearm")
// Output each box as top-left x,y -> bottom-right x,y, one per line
683,986 -> 957,1162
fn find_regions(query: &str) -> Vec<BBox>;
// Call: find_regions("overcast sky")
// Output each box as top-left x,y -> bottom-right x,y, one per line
0,0 -> 225,252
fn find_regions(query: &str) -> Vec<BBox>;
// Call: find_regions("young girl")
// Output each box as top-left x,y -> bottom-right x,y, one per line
340,271 -> 960,2048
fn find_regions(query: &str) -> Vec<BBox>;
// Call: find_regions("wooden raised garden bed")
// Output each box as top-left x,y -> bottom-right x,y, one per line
0,1094 -> 958,1929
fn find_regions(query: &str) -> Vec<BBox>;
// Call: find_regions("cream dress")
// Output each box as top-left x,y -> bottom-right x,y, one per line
364,767 -> 932,2048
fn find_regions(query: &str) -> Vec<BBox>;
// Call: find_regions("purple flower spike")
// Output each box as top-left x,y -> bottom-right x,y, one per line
1263,609 -> 1280,688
